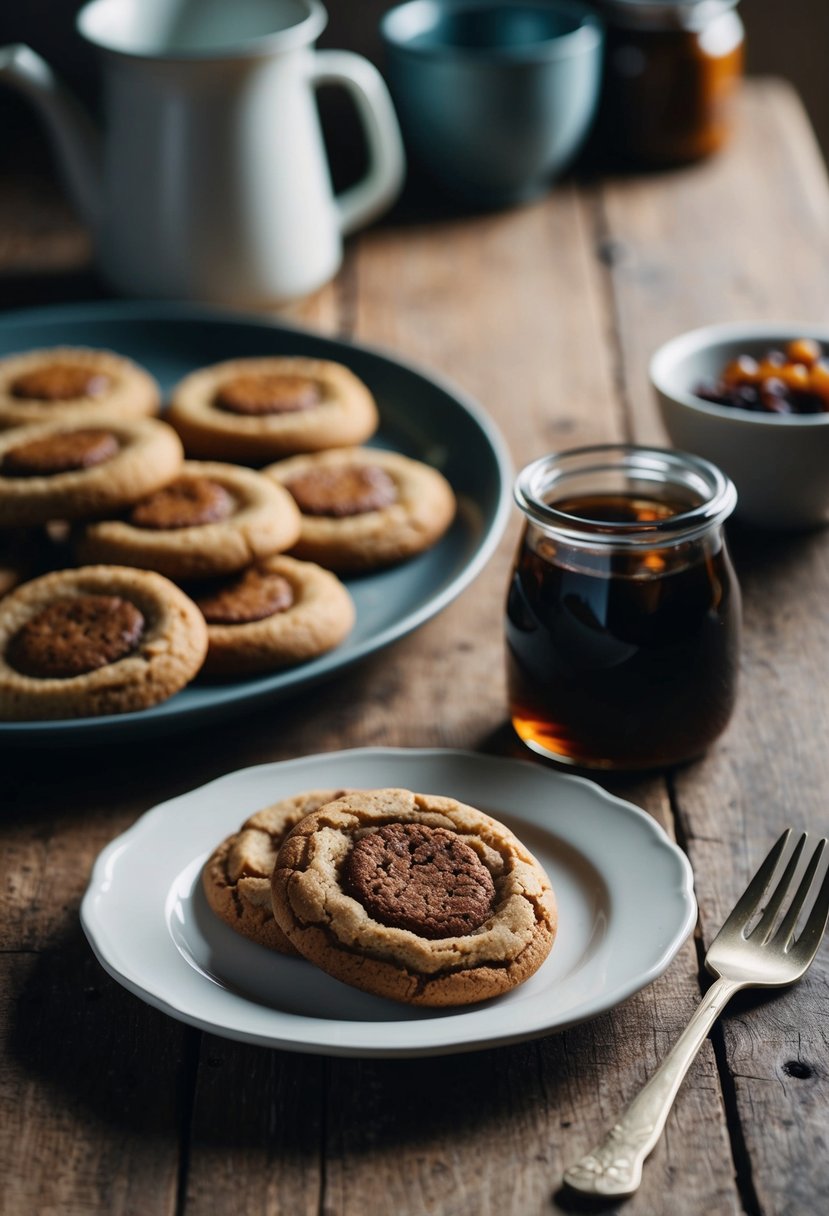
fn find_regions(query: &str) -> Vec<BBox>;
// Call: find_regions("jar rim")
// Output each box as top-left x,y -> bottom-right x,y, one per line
514,443 -> 737,546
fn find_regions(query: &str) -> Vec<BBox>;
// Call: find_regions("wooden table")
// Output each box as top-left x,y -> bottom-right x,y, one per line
2,80 -> 828,1216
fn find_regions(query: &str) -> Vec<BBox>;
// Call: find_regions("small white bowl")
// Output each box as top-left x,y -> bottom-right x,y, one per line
650,322 -> 829,530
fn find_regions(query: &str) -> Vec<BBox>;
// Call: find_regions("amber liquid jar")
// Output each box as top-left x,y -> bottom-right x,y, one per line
505,446 -> 741,770
590,0 -> 744,166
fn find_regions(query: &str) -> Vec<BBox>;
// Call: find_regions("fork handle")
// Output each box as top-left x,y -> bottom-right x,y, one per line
563,976 -> 743,1197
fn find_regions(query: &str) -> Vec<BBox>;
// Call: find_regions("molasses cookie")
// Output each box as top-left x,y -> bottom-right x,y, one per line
264,448 -> 456,573
167,356 -> 379,464
0,565 -> 208,719
271,788 -> 557,1007
0,347 -> 160,430
74,461 -> 301,580
0,418 -> 184,526
202,789 -> 350,954
190,554 -> 354,675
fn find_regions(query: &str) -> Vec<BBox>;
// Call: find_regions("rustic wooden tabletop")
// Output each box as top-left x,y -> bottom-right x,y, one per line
1,79 -> 828,1216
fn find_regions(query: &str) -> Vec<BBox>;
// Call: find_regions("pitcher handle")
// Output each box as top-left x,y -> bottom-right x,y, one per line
0,44 -> 100,228
309,49 -> 405,236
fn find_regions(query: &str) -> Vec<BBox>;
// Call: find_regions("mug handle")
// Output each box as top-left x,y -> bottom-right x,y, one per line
309,50 -> 405,236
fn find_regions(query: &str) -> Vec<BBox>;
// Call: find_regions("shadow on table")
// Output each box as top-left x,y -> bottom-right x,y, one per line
7,920 -> 193,1138
8,915 -> 559,1165
0,645 -> 548,834
9,911 -> 795,1214
0,653 -> 407,826
727,518 -> 825,578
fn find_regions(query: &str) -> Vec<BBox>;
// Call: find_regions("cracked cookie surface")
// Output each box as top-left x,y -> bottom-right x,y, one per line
202,790 -> 351,954
271,788 -> 557,1006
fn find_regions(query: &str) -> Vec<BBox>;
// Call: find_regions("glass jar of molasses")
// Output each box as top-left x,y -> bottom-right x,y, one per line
589,0 -> 744,166
505,445 -> 740,770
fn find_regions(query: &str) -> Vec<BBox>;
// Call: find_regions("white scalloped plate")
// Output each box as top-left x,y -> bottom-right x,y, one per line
81,748 -> 696,1057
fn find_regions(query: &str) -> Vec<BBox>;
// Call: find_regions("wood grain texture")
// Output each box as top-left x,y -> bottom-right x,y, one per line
315,877 -> 737,1216
1,80 -> 828,1216
599,79 -> 829,445
0,948 -> 185,1216
178,164 -> 737,1216
182,1038 -> 325,1216
602,79 -> 829,1215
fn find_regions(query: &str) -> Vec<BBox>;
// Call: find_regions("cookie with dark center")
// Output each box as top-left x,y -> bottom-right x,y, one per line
167,356 -> 379,463
74,461 -> 301,581
0,566 -> 207,719
192,554 -> 355,676
0,418 -> 184,528
271,788 -> 557,1007
0,347 -> 159,429
265,448 -> 456,574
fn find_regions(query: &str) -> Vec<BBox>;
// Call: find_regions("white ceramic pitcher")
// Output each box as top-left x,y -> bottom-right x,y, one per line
0,0 -> 405,304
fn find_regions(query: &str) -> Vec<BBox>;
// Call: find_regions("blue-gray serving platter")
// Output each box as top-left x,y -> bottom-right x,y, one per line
0,302 -> 511,744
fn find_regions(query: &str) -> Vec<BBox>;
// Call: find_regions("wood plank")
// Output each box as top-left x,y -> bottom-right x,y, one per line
0,947 -> 185,1216
304,792 -> 737,1216
600,78 -> 829,445
177,262 -> 347,1215
342,186 -> 625,751
603,80 -> 829,1212
351,186 -> 623,464
169,178 -> 739,1214
671,529 -> 829,1216
316,970 -> 738,1216
1,77 -> 819,1216
308,189 -> 739,1214
182,1039 -> 324,1216
0,738 -> 199,1212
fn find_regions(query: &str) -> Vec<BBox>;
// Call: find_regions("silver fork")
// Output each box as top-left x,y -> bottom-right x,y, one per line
564,828 -> 829,1198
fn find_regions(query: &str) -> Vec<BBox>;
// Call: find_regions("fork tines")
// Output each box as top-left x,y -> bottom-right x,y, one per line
732,829 -> 829,955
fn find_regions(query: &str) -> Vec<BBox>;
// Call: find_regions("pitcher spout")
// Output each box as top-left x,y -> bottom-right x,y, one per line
0,44 -> 102,230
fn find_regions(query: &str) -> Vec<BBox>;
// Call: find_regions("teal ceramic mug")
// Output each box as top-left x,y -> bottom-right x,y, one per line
381,0 -> 603,207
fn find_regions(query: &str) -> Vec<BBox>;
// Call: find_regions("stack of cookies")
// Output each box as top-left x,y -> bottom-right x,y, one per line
203,786 -> 558,1007
0,347 -> 456,719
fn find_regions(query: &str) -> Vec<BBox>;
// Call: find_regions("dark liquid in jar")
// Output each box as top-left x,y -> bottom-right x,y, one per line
589,1 -> 744,168
505,492 -> 740,769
